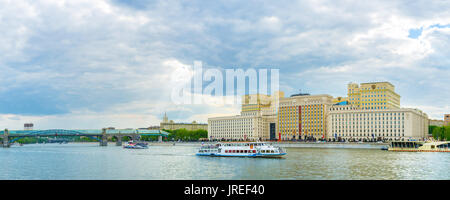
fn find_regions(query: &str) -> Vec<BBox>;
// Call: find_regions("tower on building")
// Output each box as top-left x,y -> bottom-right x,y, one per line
163,112 -> 168,123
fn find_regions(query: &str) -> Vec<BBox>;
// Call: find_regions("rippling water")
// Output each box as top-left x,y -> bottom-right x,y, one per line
0,143 -> 449,180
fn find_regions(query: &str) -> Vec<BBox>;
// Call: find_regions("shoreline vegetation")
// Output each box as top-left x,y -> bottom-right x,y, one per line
8,125 -> 450,145
429,125 -> 450,141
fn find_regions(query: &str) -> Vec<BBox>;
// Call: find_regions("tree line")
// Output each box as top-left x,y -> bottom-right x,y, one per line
162,129 -> 207,141
429,125 -> 450,141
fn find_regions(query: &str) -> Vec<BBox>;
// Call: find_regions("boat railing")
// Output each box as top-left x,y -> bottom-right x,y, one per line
200,145 -> 219,149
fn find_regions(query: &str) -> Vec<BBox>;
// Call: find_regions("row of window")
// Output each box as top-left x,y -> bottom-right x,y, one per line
333,121 -> 404,126
224,150 -> 277,153
334,112 -> 404,117
333,129 -> 404,133
225,150 -> 256,153
336,133 -> 405,137
333,116 -> 404,121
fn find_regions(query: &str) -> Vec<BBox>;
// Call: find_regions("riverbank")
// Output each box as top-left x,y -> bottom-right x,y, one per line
148,141 -> 388,149
10,141 -> 387,150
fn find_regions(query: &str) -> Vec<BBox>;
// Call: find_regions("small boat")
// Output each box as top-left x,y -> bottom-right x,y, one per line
196,142 -> 287,158
123,141 -> 149,149
388,141 -> 450,152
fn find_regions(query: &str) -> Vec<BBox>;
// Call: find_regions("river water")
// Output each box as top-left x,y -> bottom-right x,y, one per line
0,143 -> 449,180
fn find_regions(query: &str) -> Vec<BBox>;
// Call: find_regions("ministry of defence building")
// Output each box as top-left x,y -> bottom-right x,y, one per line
208,81 -> 429,142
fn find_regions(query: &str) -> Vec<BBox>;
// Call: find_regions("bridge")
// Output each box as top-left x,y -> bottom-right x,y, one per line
0,128 -> 170,148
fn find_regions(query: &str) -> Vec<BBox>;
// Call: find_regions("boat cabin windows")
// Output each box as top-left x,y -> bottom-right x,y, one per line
261,150 -> 277,154
221,142 -> 267,147
199,149 -> 218,153
224,149 -> 257,153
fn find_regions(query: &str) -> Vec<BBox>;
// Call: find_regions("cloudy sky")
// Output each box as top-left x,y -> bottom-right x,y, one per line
0,0 -> 449,129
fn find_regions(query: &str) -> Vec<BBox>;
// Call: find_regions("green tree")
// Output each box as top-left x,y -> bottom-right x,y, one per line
165,129 -> 207,141
429,125 -> 439,135
431,126 -> 450,141
444,125 -> 450,141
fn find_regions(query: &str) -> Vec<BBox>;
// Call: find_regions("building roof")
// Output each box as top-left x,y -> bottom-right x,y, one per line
290,92 -> 310,97
360,81 -> 395,87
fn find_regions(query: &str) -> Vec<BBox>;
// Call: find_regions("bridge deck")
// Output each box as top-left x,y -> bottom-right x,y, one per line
0,129 -> 170,136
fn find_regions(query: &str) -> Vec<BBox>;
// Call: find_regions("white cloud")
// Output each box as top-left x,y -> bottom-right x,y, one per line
0,0 -> 449,129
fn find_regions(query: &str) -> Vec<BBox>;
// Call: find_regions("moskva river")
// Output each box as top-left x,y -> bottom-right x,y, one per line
1,143 -> 449,180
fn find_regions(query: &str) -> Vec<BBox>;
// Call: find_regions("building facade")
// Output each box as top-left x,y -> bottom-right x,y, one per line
209,81 -> 430,142
208,114 -> 268,141
445,114 -> 450,126
208,92 -> 283,141
327,106 -> 428,141
160,113 -> 207,131
429,119 -> 445,127
278,93 -> 334,140
347,82 -> 400,110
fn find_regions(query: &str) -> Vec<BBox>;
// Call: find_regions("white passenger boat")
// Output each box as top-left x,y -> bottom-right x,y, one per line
388,141 -> 450,152
196,142 -> 287,158
123,141 -> 149,149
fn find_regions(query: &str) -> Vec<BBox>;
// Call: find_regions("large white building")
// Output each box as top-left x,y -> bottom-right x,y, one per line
208,92 -> 283,141
208,82 -> 430,142
327,105 -> 429,141
208,114 -> 267,141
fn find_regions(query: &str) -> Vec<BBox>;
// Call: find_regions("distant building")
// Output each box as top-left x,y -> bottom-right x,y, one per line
347,82 -> 400,110
24,123 -> 33,130
147,126 -> 161,130
429,119 -> 445,127
445,114 -> 450,126
160,113 -> 207,131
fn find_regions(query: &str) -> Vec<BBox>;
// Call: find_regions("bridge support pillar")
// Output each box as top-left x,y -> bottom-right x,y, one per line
158,135 -> 162,142
100,128 -> 108,146
116,136 -> 122,146
2,129 -> 10,148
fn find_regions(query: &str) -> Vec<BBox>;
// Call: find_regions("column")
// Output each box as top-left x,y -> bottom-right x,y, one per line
132,134 -> 140,142
2,129 -> 10,148
116,135 -> 122,146
100,128 -> 108,146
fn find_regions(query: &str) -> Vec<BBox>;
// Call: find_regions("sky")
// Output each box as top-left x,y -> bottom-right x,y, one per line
0,0 -> 449,129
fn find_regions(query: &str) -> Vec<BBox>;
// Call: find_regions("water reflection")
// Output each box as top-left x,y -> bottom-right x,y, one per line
0,143 -> 449,180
